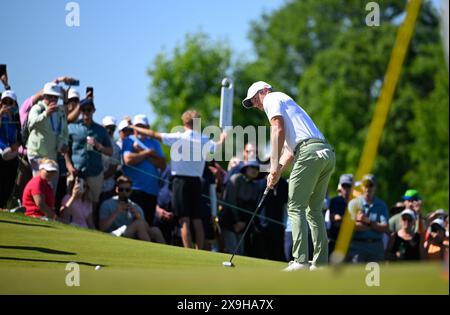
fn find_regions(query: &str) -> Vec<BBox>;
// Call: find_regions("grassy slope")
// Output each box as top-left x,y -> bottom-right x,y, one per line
0,212 -> 448,294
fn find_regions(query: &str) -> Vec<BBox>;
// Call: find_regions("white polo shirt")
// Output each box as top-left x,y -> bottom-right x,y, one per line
160,129 -> 217,178
263,92 -> 324,153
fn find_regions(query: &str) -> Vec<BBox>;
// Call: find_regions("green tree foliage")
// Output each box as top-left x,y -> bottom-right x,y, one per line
147,1 -> 448,210
148,33 -> 231,131
246,0 -> 448,210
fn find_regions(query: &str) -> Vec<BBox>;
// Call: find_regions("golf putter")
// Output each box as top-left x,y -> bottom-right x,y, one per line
222,187 -> 272,267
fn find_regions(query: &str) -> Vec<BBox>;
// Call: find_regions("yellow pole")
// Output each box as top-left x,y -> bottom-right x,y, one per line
331,0 -> 423,265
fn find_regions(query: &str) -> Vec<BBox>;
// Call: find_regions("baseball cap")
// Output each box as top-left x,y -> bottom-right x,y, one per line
402,189 -> 421,201
242,81 -> 272,109
118,119 -> 131,131
39,162 -> 58,172
361,174 -> 376,186
400,209 -> 416,221
339,174 -> 353,186
102,116 -> 117,127
132,114 -> 149,126
67,88 -> 80,100
431,218 -> 446,230
1,90 -> 17,102
433,209 -> 447,218
43,82 -> 62,97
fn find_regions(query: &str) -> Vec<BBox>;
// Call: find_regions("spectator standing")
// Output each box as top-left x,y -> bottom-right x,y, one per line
219,161 -> 263,256
122,114 -> 166,226
0,90 -> 21,208
424,218 -> 448,260
116,119 -> 133,150
26,82 -> 68,191
130,110 -> 226,250
328,174 -> 353,254
386,209 -> 424,261
154,166 -> 177,245
66,98 -> 112,224
100,116 -> 121,201
347,174 -> 389,263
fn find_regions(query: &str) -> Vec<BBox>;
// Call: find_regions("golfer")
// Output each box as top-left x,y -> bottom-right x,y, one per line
242,81 -> 335,271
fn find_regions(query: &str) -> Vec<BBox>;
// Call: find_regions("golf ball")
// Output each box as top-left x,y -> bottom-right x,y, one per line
95,265 -> 101,270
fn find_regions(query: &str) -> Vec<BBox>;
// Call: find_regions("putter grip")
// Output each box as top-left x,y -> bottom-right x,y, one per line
263,187 -> 271,195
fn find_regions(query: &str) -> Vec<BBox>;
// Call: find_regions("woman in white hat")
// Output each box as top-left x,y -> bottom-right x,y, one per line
386,209 -> 424,261
22,158 -> 59,219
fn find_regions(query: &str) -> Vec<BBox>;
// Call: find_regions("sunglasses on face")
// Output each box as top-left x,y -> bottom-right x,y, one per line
81,107 -> 94,113
1,99 -> 14,106
45,95 -> 59,102
118,187 -> 131,193
401,216 -> 413,222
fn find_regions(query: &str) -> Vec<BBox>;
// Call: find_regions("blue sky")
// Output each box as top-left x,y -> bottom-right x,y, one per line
1,0 -> 285,125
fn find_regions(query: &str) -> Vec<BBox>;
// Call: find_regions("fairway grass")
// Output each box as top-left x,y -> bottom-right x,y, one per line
0,212 -> 448,294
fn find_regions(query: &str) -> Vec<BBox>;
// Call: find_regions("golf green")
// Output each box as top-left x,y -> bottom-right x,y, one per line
0,212 -> 447,294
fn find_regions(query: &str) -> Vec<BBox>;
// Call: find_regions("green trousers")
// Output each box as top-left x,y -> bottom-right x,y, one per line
288,140 -> 335,266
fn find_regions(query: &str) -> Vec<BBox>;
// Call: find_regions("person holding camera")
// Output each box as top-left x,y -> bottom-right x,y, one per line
59,177 -> 95,229
66,97 -> 112,226
0,90 -> 21,208
99,176 -> 165,243
26,82 -> 69,192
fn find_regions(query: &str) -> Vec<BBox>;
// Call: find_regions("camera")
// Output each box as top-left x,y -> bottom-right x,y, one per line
66,78 -> 80,86
0,64 -> 6,77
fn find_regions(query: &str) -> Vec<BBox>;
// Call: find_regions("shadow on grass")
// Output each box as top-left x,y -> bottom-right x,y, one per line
0,245 -> 75,255
0,257 -> 107,267
0,219 -> 54,229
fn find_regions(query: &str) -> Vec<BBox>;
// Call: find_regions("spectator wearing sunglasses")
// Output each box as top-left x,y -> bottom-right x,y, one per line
0,90 -> 21,208
327,174 -> 353,254
386,209 -> 424,261
99,175 -> 165,243
424,218 -> 449,261
116,119 -> 133,150
66,98 -> 112,226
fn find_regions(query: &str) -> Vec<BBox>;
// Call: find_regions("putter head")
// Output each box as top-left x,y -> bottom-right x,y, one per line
222,261 -> 234,267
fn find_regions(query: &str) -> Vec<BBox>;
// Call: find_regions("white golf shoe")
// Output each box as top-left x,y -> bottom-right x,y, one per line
282,261 -> 310,272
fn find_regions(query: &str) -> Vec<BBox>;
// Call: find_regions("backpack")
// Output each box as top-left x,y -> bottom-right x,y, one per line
21,103 -> 45,148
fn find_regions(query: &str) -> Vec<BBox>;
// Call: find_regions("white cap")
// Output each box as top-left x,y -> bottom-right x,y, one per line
67,88 -> 80,100
102,115 -> 117,127
242,81 -> 272,108
431,218 -> 446,230
39,162 -> 58,172
43,82 -> 62,97
1,90 -> 17,102
118,119 -> 130,131
132,114 -> 149,126
400,209 -> 416,221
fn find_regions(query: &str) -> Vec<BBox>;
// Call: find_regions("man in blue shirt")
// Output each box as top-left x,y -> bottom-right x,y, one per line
347,174 -> 389,263
66,98 -> 112,225
122,114 -> 166,226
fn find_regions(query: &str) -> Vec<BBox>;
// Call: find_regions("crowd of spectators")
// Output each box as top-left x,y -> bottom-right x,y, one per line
1,72 -> 448,264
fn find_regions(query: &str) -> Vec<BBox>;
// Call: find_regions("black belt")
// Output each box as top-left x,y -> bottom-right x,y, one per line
294,138 -> 327,155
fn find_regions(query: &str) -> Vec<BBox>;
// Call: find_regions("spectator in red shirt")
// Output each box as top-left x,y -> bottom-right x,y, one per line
22,158 -> 59,219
